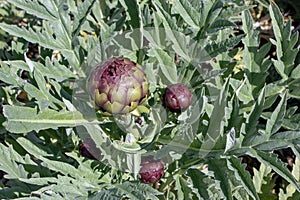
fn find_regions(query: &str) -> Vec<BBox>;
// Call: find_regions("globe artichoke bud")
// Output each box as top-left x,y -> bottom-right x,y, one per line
87,57 -> 149,114
164,83 -> 192,112
139,160 -> 164,184
79,142 -> 96,160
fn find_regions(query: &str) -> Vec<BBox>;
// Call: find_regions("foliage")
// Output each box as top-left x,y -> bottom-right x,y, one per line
0,0 -> 300,199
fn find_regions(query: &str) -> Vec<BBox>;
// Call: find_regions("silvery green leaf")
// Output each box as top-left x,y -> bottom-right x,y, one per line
224,127 -> 236,154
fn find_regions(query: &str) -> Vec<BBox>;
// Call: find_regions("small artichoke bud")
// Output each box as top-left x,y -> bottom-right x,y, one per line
139,160 -> 164,184
87,57 -> 149,114
164,84 -> 192,112
79,142 -> 96,160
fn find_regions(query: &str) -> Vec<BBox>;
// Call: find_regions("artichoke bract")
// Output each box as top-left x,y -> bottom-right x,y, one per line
164,83 -> 192,112
139,160 -> 164,184
87,57 -> 149,114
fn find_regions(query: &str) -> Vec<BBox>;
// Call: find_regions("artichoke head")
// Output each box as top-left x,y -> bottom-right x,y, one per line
164,83 -> 192,112
87,57 -> 149,114
139,160 -> 164,184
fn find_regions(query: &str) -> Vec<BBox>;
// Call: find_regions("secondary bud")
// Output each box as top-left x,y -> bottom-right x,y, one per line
79,142 -> 96,160
164,84 -> 192,112
139,160 -> 164,184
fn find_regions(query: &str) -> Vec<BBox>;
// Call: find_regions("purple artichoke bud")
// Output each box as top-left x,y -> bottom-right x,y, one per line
164,84 -> 192,112
87,57 -> 149,114
139,160 -> 164,184
79,143 -> 95,159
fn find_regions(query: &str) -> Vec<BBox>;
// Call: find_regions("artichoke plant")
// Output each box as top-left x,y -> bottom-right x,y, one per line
87,57 -> 149,114
164,83 -> 192,112
139,160 -> 164,184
